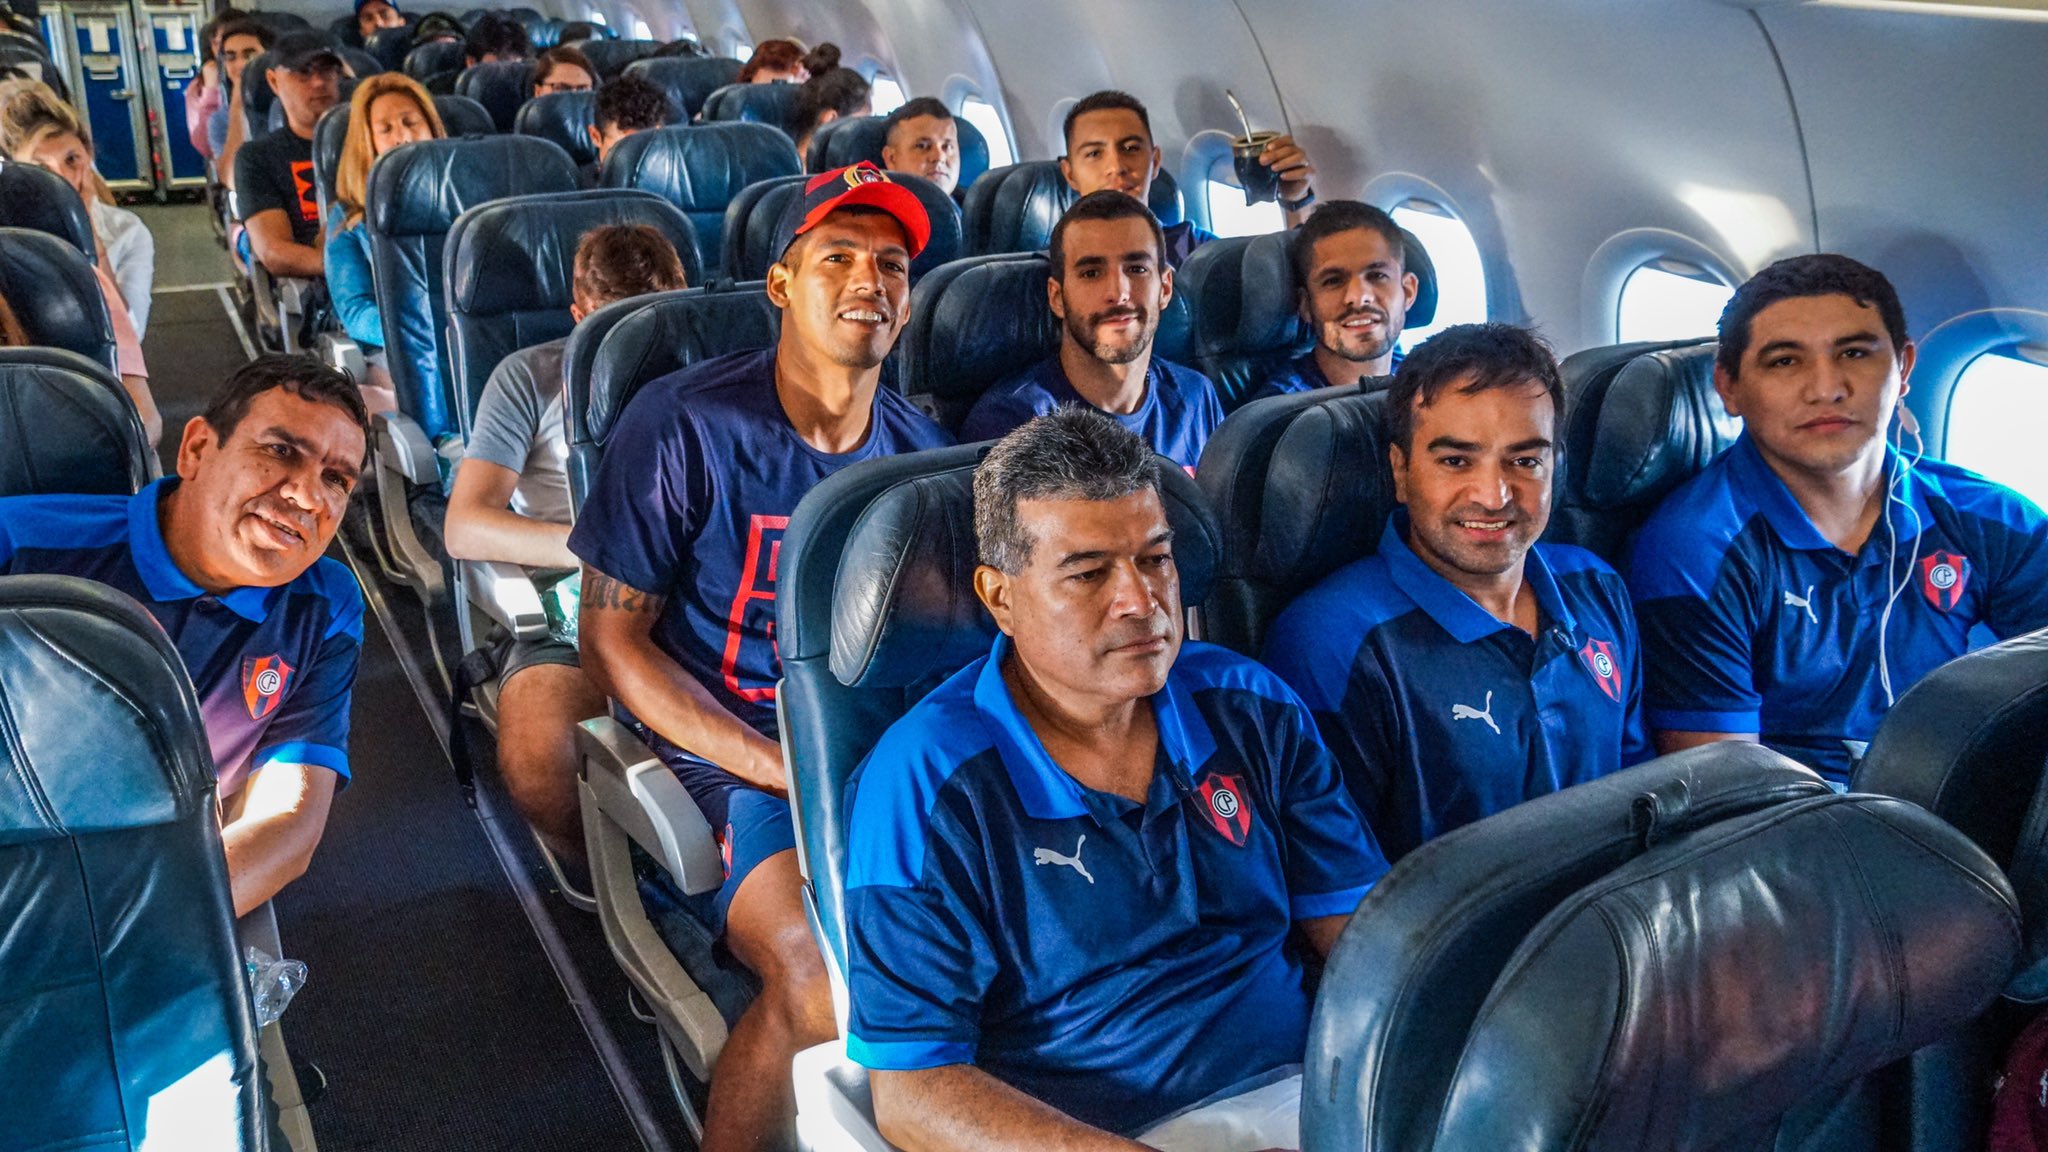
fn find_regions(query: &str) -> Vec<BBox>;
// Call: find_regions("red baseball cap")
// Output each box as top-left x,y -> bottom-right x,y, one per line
772,162 -> 931,263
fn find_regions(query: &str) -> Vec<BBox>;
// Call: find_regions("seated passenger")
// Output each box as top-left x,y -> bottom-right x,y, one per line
445,222 -> 688,864
234,30 -> 345,280
570,163 -> 950,1152
737,37 -> 806,84
184,8 -> 248,162
327,71 -> 444,414
208,16 -> 273,184
6,93 -> 157,338
585,73 -> 665,185
961,190 -> 1222,470
354,0 -> 403,47
463,11 -> 531,68
848,407 -> 1387,1152
557,21 -> 599,45
0,354 -> 369,917
879,96 -> 958,197
1627,254 -> 2048,784
1062,89 -> 1318,267
791,47 -> 869,163
1252,200 -> 1416,400
1264,324 -> 1649,862
532,44 -> 595,97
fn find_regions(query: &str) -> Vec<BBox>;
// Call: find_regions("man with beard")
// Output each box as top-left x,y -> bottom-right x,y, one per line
961,191 -> 1223,470
234,29 -> 345,278
0,354 -> 369,915
1263,325 -> 1649,862
1251,200 -> 1418,400
570,163 -> 952,1152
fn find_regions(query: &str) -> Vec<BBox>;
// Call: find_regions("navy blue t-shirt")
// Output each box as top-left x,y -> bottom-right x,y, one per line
959,355 -> 1223,470
844,636 -> 1385,1134
1264,515 -> 1650,861
569,348 -> 953,822
1161,220 -> 1218,269
1628,434 -> 2048,783
1248,348 -> 1403,403
0,479 -> 363,798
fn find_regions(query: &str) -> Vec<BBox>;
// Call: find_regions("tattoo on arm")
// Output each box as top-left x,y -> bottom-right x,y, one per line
584,567 -> 665,615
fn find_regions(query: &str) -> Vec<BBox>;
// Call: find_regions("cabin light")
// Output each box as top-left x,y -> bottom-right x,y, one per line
1809,0 -> 2048,23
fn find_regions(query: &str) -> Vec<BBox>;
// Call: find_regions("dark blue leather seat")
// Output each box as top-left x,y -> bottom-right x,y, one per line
897,251 -> 1193,432
366,23 -> 415,73
0,226 -> 116,374
455,59 -> 538,133
804,112 -> 990,192
239,50 -> 277,124
718,170 -> 962,284
364,135 -> 579,441
699,79 -> 803,138
0,575 -> 269,1151
403,37 -> 465,84
962,160 -> 1184,256
515,90 -> 597,167
338,44 -> 382,77
598,122 -> 800,278
528,18 -> 561,48
0,159 -> 96,259
0,347 -> 153,497
311,93 -> 496,228
623,55 -> 742,121
1175,228 -> 1439,410
1544,338 -> 1738,564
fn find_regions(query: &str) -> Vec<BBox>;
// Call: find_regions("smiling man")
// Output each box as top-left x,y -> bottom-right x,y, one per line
961,191 -> 1222,470
0,354 -> 369,916
570,163 -> 952,1152
1251,200 -> 1418,399
1627,254 -> 2048,783
1263,324 -> 1649,861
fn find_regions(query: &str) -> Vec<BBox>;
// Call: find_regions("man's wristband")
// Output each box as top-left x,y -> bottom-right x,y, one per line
1280,187 -> 1317,213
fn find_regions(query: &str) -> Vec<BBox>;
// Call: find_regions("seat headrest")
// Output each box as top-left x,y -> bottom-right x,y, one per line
528,19 -> 561,48
0,575 -> 217,841
580,38 -> 660,81
827,451 -> 1221,689
899,253 -> 1060,426
624,56 -> 743,121
449,188 -> 701,314
0,348 -> 153,498
240,51 -> 276,117
515,90 -> 597,166
718,170 -> 962,283
312,103 -> 350,209
981,160 -> 1071,254
366,24 -> 415,73
807,113 -> 991,192
434,93 -> 498,138
1149,168 -> 1184,229
366,135 -> 579,236
1255,387 -> 1398,589
338,45 -> 382,78
1856,627 -> 2048,1001
700,80 -> 803,136
1434,793 -> 2016,1150
0,161 -> 95,260
601,122 -> 801,213
402,38 -> 465,82
0,228 -> 115,374
455,59 -> 537,133
1572,340 -> 1735,509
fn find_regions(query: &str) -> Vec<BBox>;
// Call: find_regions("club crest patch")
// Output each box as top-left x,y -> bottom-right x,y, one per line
1578,637 -> 1624,703
1919,551 -> 1969,612
242,655 -> 294,721
1193,771 -> 1253,847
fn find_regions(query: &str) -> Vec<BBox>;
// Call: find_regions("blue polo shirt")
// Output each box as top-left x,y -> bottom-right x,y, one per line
0,479 -> 362,798
1248,348 -> 1404,403
568,348 -> 953,825
844,636 -> 1385,1135
1628,434 -> 2048,783
1264,515 -> 1650,861
959,355 -> 1223,470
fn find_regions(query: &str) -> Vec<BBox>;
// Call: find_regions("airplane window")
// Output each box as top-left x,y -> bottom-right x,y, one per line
1945,350 -> 2048,509
731,38 -> 752,62
1390,200 -> 1486,351
1204,169 -> 1284,239
1617,260 -> 1734,344
959,96 -> 1014,167
869,74 -> 906,117
588,11 -> 606,25
631,18 -> 650,40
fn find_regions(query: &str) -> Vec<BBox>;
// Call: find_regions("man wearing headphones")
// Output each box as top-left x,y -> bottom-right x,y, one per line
1627,254 -> 2048,785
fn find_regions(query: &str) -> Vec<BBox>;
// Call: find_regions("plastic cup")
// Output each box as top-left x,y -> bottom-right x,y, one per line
1231,130 -> 1283,206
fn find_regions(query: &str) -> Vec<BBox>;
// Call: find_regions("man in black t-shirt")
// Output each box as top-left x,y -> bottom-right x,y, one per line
234,30 -> 342,279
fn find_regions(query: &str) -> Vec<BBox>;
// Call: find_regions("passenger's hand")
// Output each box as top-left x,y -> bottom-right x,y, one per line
1260,134 -> 1315,201
201,59 -> 219,89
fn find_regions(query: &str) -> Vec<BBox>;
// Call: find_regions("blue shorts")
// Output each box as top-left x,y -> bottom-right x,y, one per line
710,788 -> 797,936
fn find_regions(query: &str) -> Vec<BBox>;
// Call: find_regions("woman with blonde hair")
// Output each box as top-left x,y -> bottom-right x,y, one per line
327,71 -> 446,414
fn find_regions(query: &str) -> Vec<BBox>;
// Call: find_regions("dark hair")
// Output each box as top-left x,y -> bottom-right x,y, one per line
792,65 -> 869,142
884,96 -> 951,139
202,354 -> 372,465
593,72 -> 665,132
464,11 -> 529,62
410,11 -> 464,42
651,37 -> 708,59
558,21 -> 599,44
574,223 -> 687,304
737,37 -> 803,82
1049,190 -> 1165,283
800,42 -> 840,77
974,407 -> 1161,573
1288,199 -> 1405,288
215,16 -> 275,49
200,7 -> 249,60
1716,253 -> 1909,379
1385,323 -> 1564,451
533,45 -> 593,90
1063,89 -> 1150,152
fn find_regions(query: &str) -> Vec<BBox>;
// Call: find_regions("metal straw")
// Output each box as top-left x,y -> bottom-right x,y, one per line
1225,89 -> 1255,141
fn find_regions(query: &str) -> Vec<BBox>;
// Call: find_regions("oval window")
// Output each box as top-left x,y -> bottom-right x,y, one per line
1945,349 -> 2048,509
1617,259 -> 1733,344
959,95 -> 1014,168
1389,200 -> 1486,351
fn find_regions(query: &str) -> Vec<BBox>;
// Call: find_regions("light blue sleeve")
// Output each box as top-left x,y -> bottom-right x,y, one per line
324,223 -> 384,349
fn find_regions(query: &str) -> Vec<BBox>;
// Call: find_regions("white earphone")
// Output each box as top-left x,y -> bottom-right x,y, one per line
1876,404 -> 1926,707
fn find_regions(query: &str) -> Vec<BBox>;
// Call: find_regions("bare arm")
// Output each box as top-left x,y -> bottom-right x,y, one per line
220,70 -> 248,190
1300,913 -> 1349,960
220,762 -> 338,918
445,459 -> 577,569
245,208 -> 325,279
1261,134 -> 1318,228
872,1065 -> 1151,1152
1652,730 -> 1759,756
576,565 -> 785,794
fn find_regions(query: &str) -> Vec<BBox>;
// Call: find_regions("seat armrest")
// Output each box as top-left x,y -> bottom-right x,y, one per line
462,559 -> 548,639
316,331 -> 367,380
577,716 -> 723,895
793,1041 -> 898,1152
375,410 -> 438,487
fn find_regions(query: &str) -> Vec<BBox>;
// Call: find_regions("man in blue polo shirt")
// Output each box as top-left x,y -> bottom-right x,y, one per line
1250,200 -> 1416,401
847,409 -> 1386,1151
1264,324 -> 1649,862
1628,254 -> 2048,783
0,354 -> 367,916
571,163 -> 952,1152
961,190 -> 1224,470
